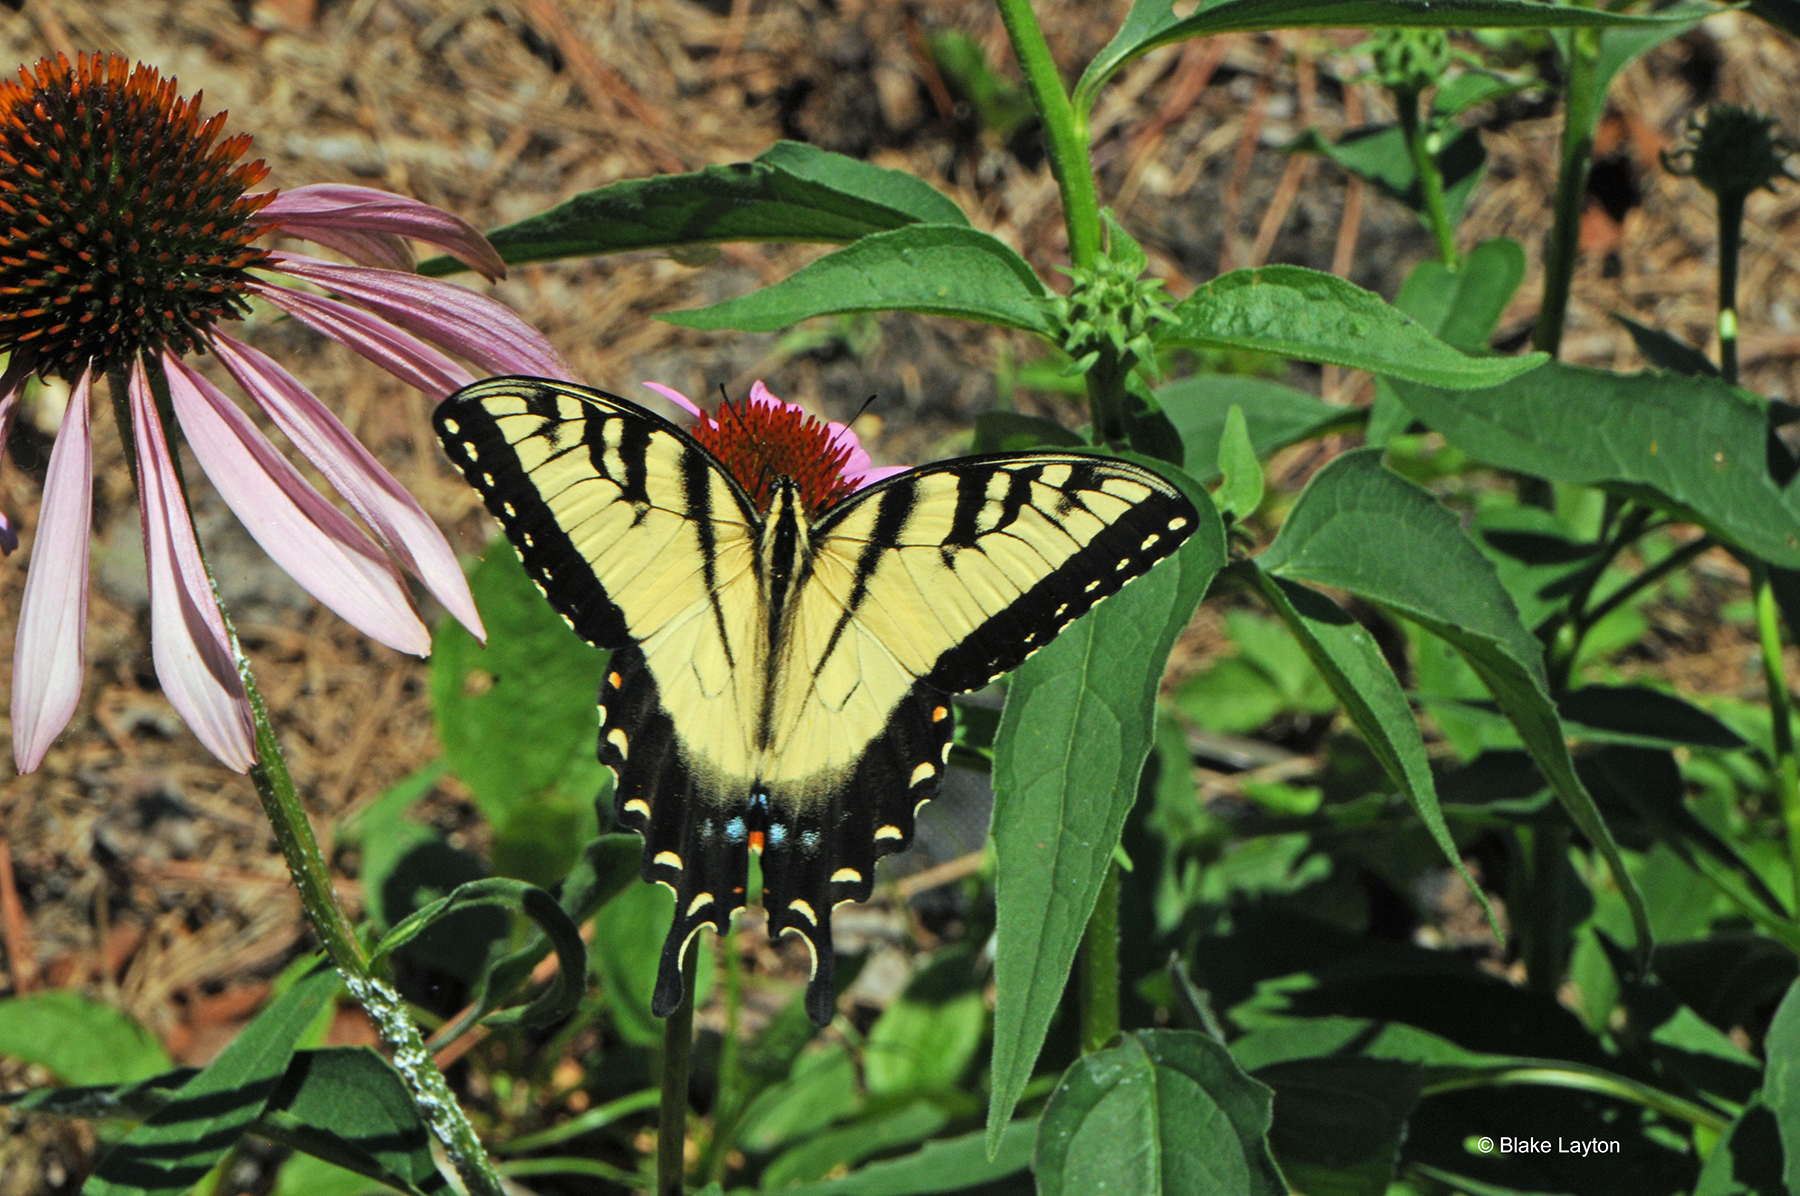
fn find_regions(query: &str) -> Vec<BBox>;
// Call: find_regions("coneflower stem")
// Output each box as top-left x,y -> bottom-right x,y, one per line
1078,861 -> 1121,1053
1753,564 -> 1800,914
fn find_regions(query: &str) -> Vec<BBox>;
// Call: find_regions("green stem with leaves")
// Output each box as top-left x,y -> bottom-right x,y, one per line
1753,566 -> 1800,914
1396,86 -> 1458,266
1536,27 -> 1603,359
1078,861 -> 1122,1053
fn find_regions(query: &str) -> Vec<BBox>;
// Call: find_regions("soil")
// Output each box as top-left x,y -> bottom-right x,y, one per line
0,0 -> 1797,1191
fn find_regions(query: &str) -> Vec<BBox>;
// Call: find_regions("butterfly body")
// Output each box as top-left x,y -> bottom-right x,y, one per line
435,378 -> 1197,1025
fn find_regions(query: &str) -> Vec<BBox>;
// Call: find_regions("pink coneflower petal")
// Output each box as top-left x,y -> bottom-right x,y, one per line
208,334 -> 485,641
254,184 -> 506,281
269,252 -> 572,382
0,360 -> 28,556
129,361 -> 255,773
254,283 -> 475,401
11,368 -> 92,772
163,357 -> 431,657
641,381 -> 704,418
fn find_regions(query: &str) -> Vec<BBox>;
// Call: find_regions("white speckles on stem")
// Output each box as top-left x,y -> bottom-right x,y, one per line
343,973 -> 507,1196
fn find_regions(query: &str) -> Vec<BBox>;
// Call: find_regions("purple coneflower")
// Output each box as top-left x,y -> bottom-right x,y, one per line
1,54 -> 574,773
641,380 -> 903,514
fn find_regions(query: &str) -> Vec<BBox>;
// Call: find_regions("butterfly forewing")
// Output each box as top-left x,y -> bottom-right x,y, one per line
436,378 -> 1198,1027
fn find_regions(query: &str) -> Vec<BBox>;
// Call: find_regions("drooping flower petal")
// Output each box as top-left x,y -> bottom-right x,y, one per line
11,368 -> 92,772
163,356 -> 431,656
0,361 -> 26,556
255,283 -> 475,401
641,381 -> 704,418
269,252 -> 572,382
209,333 -> 485,641
253,184 -> 506,281
130,360 -> 255,773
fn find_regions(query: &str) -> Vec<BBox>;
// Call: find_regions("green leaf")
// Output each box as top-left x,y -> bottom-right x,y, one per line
971,411 -> 1085,453
1254,1057 -> 1422,1196
258,1049 -> 446,1196
758,1119 -> 1037,1196
418,141 -> 966,273
1433,70 -> 1535,119
1216,405 -> 1265,520
864,956 -> 987,1098
1693,1096 -> 1790,1196
0,991 -> 171,1086
1612,313 -> 1719,377
660,225 -> 1051,334
85,962 -> 341,1196
591,881 -> 714,1048
1034,1030 -> 1285,1196
1559,685 -> 1746,752
1769,977 -> 1800,1195
341,762 -> 448,932
1158,267 -> 1545,388
1074,0 -> 1687,117
371,877 -> 587,1029
987,475 -> 1226,1149
430,547 -> 609,882
735,1046 -> 861,1154
271,1152 -> 404,1196
1288,124 -> 1485,224
1389,363 -> 1800,567
1156,374 -> 1360,485
1247,569 -> 1496,936
1369,239 -> 1526,444
1259,449 -> 1653,962
760,1100 -> 949,1190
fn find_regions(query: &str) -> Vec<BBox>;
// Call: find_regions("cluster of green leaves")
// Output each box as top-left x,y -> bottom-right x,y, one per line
9,0 -> 1800,1192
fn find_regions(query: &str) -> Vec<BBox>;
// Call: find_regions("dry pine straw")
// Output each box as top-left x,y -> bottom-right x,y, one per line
0,0 -> 1794,1184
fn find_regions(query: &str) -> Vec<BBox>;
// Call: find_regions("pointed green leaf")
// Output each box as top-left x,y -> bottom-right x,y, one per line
0,992 -> 170,1086
1693,1096 -> 1789,1196
1259,449 -> 1652,961
1075,0 -> 1693,116
258,1048 -> 447,1196
1157,374 -> 1360,484
1158,267 -> 1545,388
758,1119 -> 1037,1196
1369,238 -> 1526,444
1035,1030 -> 1285,1196
1390,363 -> 1800,567
1288,124 -> 1485,225
371,877 -> 587,1029
1612,313 -> 1719,377
1768,977 -> 1800,1194
1247,569 -> 1496,936
419,141 -> 966,273
85,963 -> 341,1196
661,224 -> 1051,334
1253,1057 -> 1422,1196
1216,405 -> 1264,520
987,474 -> 1226,1149
760,1100 -> 949,1190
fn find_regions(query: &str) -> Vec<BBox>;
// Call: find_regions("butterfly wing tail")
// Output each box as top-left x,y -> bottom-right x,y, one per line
603,647 -> 746,1018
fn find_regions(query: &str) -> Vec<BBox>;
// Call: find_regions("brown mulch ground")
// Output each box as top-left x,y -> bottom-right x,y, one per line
0,0 -> 1796,1191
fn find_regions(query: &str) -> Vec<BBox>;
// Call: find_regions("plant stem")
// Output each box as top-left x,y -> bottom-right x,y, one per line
659,935 -> 700,1196
1397,85 -> 1457,266
1523,824 -> 1569,999
1578,535 -> 1716,636
1535,27 -> 1603,359
993,0 -> 1100,270
1717,190 -> 1744,385
1078,861 -> 1121,1053
1753,564 -> 1800,914
1085,343 -> 1129,452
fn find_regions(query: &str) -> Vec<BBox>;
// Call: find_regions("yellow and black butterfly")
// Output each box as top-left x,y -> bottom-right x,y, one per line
435,377 -> 1197,1025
